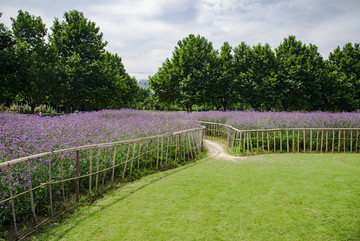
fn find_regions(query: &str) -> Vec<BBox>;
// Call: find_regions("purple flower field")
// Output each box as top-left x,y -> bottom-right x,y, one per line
0,109 -> 198,162
1,109 -> 360,233
190,111 -> 360,130
1,109 -> 360,163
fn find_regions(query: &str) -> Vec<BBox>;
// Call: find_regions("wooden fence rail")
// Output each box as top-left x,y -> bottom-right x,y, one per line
200,121 -> 360,156
0,126 -> 205,239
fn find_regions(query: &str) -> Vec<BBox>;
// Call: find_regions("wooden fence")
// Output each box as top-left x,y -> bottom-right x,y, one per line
0,126 -> 205,239
200,121 -> 360,156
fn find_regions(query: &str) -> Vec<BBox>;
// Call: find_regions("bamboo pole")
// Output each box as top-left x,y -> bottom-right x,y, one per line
95,148 -> 100,189
297,130 -> 300,153
48,159 -> 53,218
250,132 -> 253,154
320,130 -> 324,153
267,131 -> 270,153
262,131 -> 264,153
350,130 -> 353,152
303,130 -> 306,152
188,133 -> 194,160
286,130 -> 289,153
169,136 -> 173,165
129,143 -> 136,176
160,138 -> 164,167
246,132 -> 250,155
183,134 -> 187,162
59,154 -> 66,202
122,144 -> 131,181
165,136 -> 170,165
150,140 -> 154,169
256,132 -> 259,153
7,166 -> 18,235
356,130 -> 359,153
192,133 -> 198,159
75,150 -> 80,202
343,131 -> 346,153
156,139 -> 160,169
280,131 -> 282,152
138,143 -> 142,170
325,131 -> 329,153
316,131 -> 319,152
102,149 -> 108,187
332,130 -> 335,153
232,130 -> 236,149
310,130 -> 313,152
274,131 -> 276,152
89,150 -> 93,195
112,146 -> 116,182
237,132 -> 241,155
26,160 -> 37,225
292,130 -> 295,153
338,130 -> 341,152
174,134 -> 178,166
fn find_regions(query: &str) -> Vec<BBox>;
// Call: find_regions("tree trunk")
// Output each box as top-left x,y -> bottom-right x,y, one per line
30,104 -> 36,114
65,103 -> 71,114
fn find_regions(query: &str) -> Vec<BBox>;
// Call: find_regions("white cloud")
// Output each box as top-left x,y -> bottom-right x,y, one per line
1,0 -> 360,79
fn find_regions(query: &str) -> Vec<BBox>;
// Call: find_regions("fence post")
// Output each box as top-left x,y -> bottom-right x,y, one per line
7,165 -> 18,235
26,160 -> 37,224
75,150 -> 80,202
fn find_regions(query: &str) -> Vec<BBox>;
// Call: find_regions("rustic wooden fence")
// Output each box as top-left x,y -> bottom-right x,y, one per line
201,121 -> 360,156
0,126 -> 205,239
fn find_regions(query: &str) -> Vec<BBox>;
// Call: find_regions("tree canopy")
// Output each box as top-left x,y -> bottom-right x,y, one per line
150,35 -> 360,112
1,10 -> 141,113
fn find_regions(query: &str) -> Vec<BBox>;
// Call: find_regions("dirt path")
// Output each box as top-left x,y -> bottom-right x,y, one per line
204,139 -> 245,162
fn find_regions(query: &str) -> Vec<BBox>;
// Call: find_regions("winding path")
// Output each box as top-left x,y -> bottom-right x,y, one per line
204,139 -> 245,161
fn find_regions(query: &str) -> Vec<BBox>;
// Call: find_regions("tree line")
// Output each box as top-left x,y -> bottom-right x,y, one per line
149,34 -> 360,112
1,10 -> 145,113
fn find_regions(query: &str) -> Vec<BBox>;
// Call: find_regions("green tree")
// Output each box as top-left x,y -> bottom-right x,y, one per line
49,10 -> 108,112
149,58 -> 181,106
233,43 -> 278,110
328,43 -> 360,111
212,42 -> 237,111
0,13 -> 16,104
99,52 -> 139,109
150,34 -> 217,112
275,36 -> 327,111
10,10 -> 51,113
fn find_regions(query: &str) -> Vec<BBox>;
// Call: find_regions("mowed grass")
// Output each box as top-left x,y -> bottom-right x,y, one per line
36,154 -> 360,241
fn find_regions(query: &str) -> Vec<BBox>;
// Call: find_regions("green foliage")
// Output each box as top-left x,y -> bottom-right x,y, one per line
151,34 -> 359,112
9,10 -> 53,114
328,43 -> 360,111
0,13 -> 16,104
234,42 -> 278,110
1,10 -> 141,113
149,34 -> 218,112
275,36 -> 328,111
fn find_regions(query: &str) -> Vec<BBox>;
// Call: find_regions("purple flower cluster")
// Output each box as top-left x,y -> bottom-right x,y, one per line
0,109 -> 198,162
189,111 -> 360,130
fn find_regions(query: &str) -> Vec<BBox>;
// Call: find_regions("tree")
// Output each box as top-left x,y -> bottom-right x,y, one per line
10,10 -> 51,113
275,36 -> 328,111
211,42 -> 237,111
49,10 -> 108,112
149,58 -> 181,106
149,34 -> 217,112
0,13 -> 16,104
328,43 -> 360,111
233,42 -> 278,110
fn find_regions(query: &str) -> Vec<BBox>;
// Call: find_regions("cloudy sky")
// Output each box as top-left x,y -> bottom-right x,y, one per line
1,0 -> 360,80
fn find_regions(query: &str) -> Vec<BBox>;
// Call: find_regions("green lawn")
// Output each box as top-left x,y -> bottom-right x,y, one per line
35,154 -> 360,241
